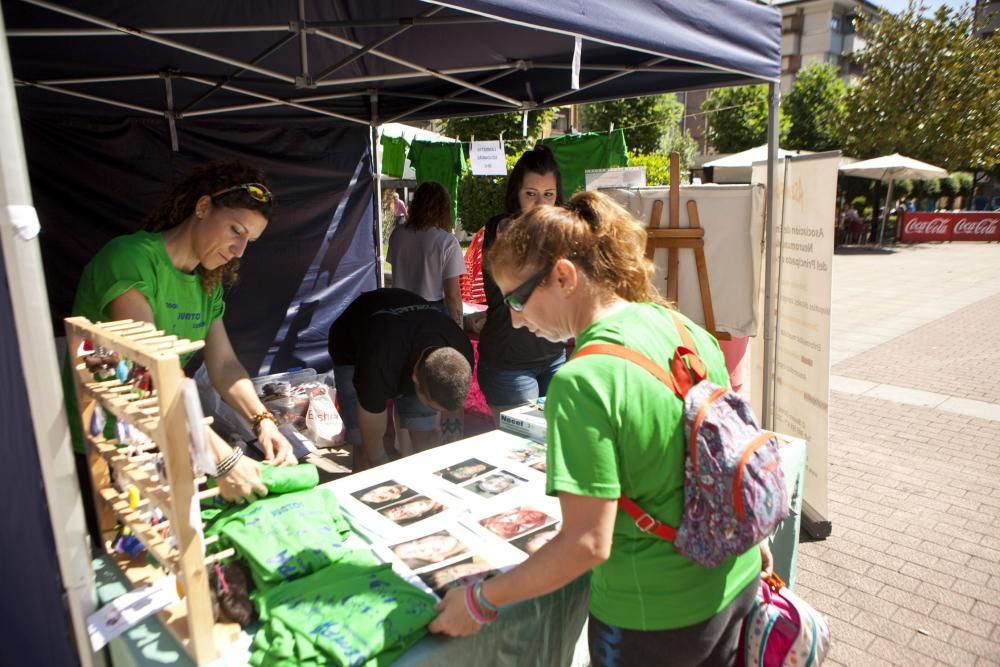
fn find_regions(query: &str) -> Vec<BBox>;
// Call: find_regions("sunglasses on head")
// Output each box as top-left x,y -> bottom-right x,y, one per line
503,263 -> 553,312
210,182 -> 273,204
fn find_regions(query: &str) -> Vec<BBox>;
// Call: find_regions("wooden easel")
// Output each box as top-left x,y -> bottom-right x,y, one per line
65,317 -> 241,665
645,152 -> 730,341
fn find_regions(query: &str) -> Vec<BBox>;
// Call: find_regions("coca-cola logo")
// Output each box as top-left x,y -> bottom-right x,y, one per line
953,217 -> 999,235
903,218 -> 950,235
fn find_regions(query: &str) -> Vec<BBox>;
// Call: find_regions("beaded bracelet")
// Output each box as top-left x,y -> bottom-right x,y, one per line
250,411 -> 278,437
474,579 -> 499,614
214,447 -> 244,478
464,584 -> 494,625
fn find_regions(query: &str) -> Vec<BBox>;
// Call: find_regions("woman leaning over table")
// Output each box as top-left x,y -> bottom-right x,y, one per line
66,161 -> 296,512
429,191 -> 771,667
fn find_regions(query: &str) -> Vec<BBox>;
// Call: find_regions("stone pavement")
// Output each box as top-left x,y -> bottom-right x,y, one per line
796,243 -> 1000,666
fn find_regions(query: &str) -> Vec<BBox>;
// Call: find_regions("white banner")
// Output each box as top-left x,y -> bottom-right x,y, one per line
469,140 -> 507,176
752,154 -> 838,522
585,166 -> 646,190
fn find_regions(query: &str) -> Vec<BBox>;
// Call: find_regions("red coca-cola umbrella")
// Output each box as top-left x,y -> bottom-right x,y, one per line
838,154 -> 948,245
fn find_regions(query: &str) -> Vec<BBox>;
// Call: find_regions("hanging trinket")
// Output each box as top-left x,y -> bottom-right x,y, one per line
89,406 -> 107,437
116,358 -> 130,383
115,418 -> 132,446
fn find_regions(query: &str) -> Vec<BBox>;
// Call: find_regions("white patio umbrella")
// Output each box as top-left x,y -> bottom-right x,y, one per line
839,153 -> 948,245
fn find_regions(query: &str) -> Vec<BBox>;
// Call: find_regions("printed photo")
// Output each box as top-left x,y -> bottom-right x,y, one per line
351,480 -> 417,510
504,444 -> 546,466
480,506 -> 558,541
509,524 -> 561,555
433,458 -> 496,484
530,460 -> 546,473
461,470 -> 529,499
378,495 -> 446,527
390,530 -> 471,570
418,556 -> 496,596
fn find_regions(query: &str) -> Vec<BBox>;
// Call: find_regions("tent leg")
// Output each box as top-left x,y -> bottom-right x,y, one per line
877,179 -> 895,246
761,82 -> 780,429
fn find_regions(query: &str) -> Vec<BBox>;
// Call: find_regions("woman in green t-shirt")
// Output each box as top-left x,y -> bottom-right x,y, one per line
69,161 -> 295,505
430,192 -> 772,666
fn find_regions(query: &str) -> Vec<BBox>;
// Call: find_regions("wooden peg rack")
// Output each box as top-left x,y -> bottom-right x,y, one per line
64,317 -> 240,665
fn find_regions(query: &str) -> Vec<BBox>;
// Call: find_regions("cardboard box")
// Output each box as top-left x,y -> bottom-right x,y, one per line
499,404 -> 546,443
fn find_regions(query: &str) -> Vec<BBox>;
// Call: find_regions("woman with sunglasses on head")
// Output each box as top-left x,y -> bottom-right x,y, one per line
66,161 -> 296,509
476,145 -> 568,424
430,191 -> 768,667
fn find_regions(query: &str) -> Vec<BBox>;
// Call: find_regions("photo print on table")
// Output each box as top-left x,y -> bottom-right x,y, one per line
460,470 -> 530,500
378,495 -> 446,527
389,530 -> 472,571
350,480 -> 417,510
509,523 -> 561,556
417,556 -> 496,597
530,460 -> 546,473
480,506 -> 558,541
504,443 -> 546,466
433,458 -> 496,485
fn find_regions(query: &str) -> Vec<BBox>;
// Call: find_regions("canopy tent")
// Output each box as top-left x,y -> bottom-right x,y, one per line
703,144 -> 814,183
0,2 -> 782,663
839,153 -> 948,245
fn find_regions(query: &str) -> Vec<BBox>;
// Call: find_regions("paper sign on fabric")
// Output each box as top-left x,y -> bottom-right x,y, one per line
469,140 -> 507,176
87,575 -> 179,651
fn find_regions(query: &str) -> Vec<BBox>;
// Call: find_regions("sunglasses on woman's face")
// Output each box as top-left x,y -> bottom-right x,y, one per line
210,182 -> 273,203
503,263 -> 553,312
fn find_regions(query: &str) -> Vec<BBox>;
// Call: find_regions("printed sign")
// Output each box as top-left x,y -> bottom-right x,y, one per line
469,140 -> 507,176
899,212 -> 1000,243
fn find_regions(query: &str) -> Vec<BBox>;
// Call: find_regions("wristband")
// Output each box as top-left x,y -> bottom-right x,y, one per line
250,411 -> 278,437
214,447 -> 243,478
474,579 -> 499,614
464,584 -> 494,625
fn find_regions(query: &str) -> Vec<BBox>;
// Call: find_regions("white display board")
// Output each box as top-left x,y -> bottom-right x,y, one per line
751,154 -> 837,524
605,185 -> 766,337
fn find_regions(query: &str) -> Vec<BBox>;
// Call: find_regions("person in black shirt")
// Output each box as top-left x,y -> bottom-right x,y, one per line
478,146 -> 568,423
328,288 -> 474,469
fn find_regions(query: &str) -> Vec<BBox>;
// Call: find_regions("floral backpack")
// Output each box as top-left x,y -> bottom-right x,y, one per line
574,312 -> 789,568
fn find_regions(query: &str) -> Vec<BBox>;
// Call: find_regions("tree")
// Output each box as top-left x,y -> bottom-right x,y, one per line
838,2 -> 1000,171
580,95 -> 684,154
438,110 -> 557,155
701,84 -> 789,153
784,63 -> 846,151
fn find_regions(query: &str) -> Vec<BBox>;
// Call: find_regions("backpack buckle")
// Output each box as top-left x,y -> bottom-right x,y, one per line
634,513 -> 658,533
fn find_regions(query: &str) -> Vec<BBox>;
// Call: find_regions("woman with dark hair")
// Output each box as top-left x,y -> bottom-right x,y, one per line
430,191 -> 771,667
387,181 -> 465,328
67,161 -> 295,507
477,145 -> 567,423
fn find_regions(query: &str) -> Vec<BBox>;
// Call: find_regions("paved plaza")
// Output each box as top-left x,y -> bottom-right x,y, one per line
797,243 -> 1000,666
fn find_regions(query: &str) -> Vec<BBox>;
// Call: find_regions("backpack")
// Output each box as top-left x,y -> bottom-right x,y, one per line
738,573 -> 831,667
574,312 -> 789,568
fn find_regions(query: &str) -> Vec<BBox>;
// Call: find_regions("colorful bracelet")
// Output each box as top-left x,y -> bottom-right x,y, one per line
465,585 -> 497,625
250,411 -> 278,436
474,579 -> 499,614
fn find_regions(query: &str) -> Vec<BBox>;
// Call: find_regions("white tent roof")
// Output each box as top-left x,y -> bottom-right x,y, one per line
703,144 -> 812,168
838,153 -> 947,181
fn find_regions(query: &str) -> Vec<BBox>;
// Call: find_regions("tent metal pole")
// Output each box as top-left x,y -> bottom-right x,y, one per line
379,90 -> 504,107
761,81 -> 780,429
162,72 -> 178,151
14,79 -> 161,115
543,55 -> 668,104
386,68 -> 519,124
21,0 -> 295,83
312,27 -> 523,107
181,90 -> 363,117
314,6 -> 443,83
534,62 -> 704,74
877,178 -> 895,246
0,14 -> 98,665
314,64 -> 512,87
297,0 -> 310,86
29,74 -> 160,85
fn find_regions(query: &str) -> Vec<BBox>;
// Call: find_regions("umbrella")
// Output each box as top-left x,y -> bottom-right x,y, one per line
838,154 -> 948,245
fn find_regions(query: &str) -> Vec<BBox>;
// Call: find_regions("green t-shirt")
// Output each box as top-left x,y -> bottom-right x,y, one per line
544,303 -> 760,631
64,230 -> 226,452
407,140 -> 467,224
541,129 -> 629,196
251,558 -> 436,667
204,488 -> 354,589
380,135 -> 410,178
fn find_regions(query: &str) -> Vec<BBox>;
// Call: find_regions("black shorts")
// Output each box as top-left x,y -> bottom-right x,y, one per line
588,577 -> 758,667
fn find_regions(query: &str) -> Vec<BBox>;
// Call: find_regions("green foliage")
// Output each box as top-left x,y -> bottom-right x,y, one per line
455,153 -> 524,234
438,110 -> 558,155
627,130 -> 698,186
785,63 -> 846,151
954,172 -> 975,203
839,2 -> 1000,171
850,195 -> 869,210
894,179 -> 913,197
701,84 -> 789,153
580,95 -> 684,154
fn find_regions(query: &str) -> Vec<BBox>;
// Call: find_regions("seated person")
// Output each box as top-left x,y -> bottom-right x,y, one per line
328,288 -> 474,469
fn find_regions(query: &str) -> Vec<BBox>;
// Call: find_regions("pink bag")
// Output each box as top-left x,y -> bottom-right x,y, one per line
739,574 -> 830,667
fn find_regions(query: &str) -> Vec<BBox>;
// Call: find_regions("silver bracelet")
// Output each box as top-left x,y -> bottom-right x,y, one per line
214,447 -> 244,478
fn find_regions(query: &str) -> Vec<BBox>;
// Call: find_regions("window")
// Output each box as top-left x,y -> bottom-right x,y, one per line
830,15 -> 842,33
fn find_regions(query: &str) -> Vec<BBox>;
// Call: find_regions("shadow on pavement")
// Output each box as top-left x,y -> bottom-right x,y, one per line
834,244 -> 898,255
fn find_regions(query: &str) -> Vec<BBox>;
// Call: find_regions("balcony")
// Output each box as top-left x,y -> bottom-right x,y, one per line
842,33 -> 866,55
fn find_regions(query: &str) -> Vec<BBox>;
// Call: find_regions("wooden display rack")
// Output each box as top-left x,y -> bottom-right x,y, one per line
645,152 -> 730,341
65,316 -> 241,665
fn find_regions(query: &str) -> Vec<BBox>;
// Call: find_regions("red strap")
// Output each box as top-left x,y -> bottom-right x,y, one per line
669,312 -> 707,383
574,343 -> 685,400
618,496 -> 677,541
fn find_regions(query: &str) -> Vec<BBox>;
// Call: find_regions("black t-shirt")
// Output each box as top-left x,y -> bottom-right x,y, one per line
328,288 -> 475,413
478,214 -> 566,370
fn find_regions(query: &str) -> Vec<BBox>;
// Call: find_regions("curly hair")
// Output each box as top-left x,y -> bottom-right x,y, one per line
405,181 -> 452,232
485,190 -> 667,306
146,160 -> 273,292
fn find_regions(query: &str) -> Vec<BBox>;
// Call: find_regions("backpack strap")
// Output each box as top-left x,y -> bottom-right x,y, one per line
573,343 -> 687,401
618,496 -> 677,542
668,312 -> 707,385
